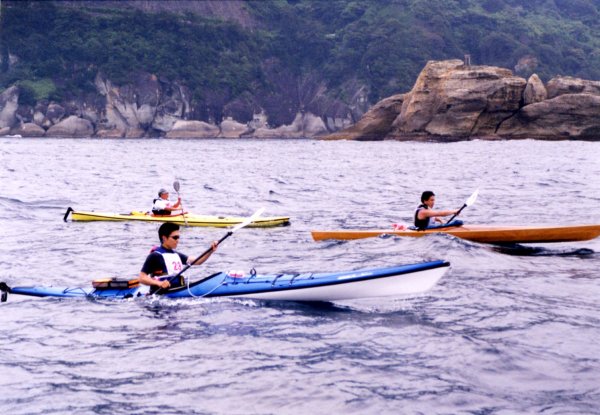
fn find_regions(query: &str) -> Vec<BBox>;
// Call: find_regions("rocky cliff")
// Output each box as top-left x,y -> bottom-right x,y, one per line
324,60 -> 600,141
1,70 -> 367,139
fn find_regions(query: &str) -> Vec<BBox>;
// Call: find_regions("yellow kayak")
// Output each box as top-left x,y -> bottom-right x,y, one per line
311,224 -> 600,244
64,207 -> 290,228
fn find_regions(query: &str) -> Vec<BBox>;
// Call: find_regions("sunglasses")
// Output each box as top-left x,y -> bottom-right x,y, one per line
170,235 -> 180,240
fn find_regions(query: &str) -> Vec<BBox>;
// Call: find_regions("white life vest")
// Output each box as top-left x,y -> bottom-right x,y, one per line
152,198 -> 169,212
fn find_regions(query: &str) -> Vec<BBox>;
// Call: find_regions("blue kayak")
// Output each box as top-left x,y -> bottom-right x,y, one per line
1,260 -> 450,302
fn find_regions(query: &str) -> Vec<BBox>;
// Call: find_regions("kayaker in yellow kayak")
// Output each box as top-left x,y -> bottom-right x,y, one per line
139,222 -> 218,292
414,191 -> 459,229
152,188 -> 182,215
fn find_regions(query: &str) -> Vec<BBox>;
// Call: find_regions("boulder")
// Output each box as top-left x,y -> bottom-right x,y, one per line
523,74 -> 547,105
321,94 -> 405,140
0,127 -> 10,136
15,122 -> 45,137
165,120 -> 219,138
391,60 -> 526,138
0,86 -> 19,129
498,94 -> 600,139
46,102 -> 65,124
219,117 -> 250,138
252,112 -> 326,138
45,116 -> 93,137
546,76 -> 600,99
124,128 -> 145,138
304,113 -> 328,136
33,111 -> 45,126
16,105 -> 34,124
96,128 -> 125,138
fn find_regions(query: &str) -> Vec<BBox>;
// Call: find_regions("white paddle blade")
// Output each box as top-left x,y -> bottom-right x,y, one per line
231,207 -> 266,232
465,188 -> 479,206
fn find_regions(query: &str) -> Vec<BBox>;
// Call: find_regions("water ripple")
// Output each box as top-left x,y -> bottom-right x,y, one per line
1,138 -> 599,414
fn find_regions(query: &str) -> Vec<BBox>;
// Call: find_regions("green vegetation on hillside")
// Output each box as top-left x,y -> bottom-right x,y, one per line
1,0 -> 599,106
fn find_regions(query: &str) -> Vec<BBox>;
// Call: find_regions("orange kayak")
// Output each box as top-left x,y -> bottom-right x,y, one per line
311,224 -> 600,244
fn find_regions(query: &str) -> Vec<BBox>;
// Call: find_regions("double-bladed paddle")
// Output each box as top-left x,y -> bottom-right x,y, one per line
445,188 -> 479,224
173,180 -> 188,227
157,207 -> 266,292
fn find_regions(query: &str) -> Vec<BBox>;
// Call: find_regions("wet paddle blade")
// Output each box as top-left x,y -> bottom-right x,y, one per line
445,189 -> 478,224
465,188 -> 479,206
173,180 -> 181,193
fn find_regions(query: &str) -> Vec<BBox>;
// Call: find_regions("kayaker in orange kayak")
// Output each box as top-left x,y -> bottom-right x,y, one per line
414,191 -> 459,229
152,188 -> 182,215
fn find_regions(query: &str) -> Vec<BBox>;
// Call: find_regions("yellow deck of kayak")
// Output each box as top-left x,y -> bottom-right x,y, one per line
311,224 -> 600,244
68,209 -> 290,228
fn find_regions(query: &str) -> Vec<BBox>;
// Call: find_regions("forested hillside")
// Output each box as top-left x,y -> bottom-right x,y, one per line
1,0 -> 599,126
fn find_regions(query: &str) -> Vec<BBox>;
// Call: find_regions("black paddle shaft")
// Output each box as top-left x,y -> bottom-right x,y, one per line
446,204 -> 466,224
170,231 -> 232,279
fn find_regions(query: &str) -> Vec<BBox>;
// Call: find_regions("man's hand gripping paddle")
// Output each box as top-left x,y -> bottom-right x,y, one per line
446,189 -> 479,224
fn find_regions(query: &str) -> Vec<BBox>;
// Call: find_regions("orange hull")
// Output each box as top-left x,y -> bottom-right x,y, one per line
311,224 -> 600,244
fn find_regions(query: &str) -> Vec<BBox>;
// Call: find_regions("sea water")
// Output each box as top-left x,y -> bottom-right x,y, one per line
1,138 -> 599,414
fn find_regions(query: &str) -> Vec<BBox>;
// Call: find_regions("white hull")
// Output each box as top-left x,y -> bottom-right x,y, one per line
227,266 -> 448,301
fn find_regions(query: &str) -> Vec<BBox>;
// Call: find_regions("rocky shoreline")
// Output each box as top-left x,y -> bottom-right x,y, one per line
1,60 -> 599,140
0,71 -> 363,139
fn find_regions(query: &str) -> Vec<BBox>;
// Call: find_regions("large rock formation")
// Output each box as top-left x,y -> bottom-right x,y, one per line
390,60 -> 526,138
324,59 -> 600,141
497,94 -> 600,139
546,76 -> 600,98
95,73 -> 163,138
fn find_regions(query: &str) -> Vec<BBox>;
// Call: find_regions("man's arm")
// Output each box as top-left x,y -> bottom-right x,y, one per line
165,198 -> 182,211
139,271 -> 170,289
418,209 -> 458,220
187,241 -> 218,266
139,253 -> 170,289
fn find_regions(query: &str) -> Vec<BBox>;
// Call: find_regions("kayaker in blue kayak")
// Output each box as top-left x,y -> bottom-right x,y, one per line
152,188 -> 182,215
139,222 -> 218,292
414,191 -> 459,229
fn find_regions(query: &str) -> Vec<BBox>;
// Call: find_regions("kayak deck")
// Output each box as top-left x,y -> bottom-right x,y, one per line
65,208 -> 290,228
311,224 -> 600,244
1,260 -> 450,302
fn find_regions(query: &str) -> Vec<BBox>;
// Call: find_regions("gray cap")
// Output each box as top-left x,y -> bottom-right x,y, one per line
158,188 -> 168,196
